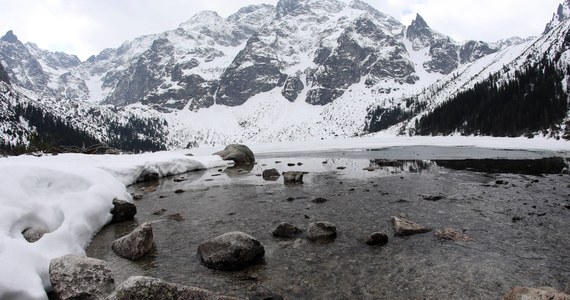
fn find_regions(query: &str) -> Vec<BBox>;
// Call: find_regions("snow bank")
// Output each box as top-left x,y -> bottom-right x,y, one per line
0,152 -> 228,300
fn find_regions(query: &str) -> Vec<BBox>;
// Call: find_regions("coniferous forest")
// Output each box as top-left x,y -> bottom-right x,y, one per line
415,58 -> 568,137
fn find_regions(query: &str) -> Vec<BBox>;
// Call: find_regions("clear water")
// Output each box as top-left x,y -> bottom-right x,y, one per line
87,147 -> 570,299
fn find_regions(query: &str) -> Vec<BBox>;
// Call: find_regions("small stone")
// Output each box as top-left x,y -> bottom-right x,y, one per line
273,223 -> 303,238
286,197 -> 295,202
311,197 -> 328,203
132,194 -> 144,200
512,215 -> 524,222
283,171 -> 304,185
152,208 -> 167,216
496,180 -> 508,185
212,174 -> 222,177
138,172 -> 160,182
159,195 -> 167,199
435,228 -> 472,242
297,162 -> 303,166
263,169 -> 281,181
337,166 -> 346,170
167,213 -> 184,221
391,216 -> 431,236
421,194 -> 444,201
175,189 -> 185,194
366,232 -> 388,246
307,221 -> 337,241
173,178 -> 187,182
287,163 -> 296,166
112,222 -> 154,260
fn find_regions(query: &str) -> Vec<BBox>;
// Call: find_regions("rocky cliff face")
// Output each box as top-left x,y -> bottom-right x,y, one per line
545,0 -> 570,33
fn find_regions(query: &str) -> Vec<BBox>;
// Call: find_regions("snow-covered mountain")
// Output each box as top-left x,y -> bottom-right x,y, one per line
0,0 -> 567,150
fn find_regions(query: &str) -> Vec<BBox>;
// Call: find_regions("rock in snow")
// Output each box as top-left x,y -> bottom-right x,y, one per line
198,231 -> 265,270
49,254 -> 115,299
107,276 -> 238,300
112,222 -> 154,260
22,227 -> 49,243
213,144 -> 255,165
110,198 -> 137,223
391,216 -> 431,236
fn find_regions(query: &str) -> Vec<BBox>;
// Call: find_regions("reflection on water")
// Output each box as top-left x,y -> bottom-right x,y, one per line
435,157 -> 568,175
87,150 -> 570,299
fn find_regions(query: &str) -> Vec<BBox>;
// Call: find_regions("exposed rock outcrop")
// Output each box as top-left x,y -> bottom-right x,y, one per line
112,222 -> 154,260
106,276 -> 238,300
213,144 -> 255,165
49,255 -> 114,300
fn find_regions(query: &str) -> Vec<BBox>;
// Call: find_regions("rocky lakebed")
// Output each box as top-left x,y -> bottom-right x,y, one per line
84,146 -> 570,299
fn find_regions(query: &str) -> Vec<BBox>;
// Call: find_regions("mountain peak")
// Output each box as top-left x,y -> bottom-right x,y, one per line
411,14 -> 429,29
544,0 -> 570,33
276,0 -> 303,18
1,30 -> 19,43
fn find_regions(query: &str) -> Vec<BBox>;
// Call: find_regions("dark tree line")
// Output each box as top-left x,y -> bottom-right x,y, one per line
415,58 -> 568,137
365,97 -> 427,132
1,102 -> 167,155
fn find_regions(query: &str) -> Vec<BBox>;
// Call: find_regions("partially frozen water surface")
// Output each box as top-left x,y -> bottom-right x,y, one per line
87,147 -> 570,299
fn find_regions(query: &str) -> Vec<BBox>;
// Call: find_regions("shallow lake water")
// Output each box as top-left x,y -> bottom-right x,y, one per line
87,146 -> 570,299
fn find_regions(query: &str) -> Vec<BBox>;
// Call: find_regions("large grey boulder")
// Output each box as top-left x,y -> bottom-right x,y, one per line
197,231 -> 264,270
391,216 -> 431,236
213,144 -> 255,165
106,276 -> 238,300
307,221 -> 337,241
49,254 -> 115,300
112,222 -> 154,260
110,199 -> 137,223
503,286 -> 570,300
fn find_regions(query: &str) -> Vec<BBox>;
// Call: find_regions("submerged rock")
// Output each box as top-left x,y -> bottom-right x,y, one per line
107,276 -> 238,300
283,171 -> 304,185
198,232 -> 265,270
273,223 -> 303,238
49,254 -> 114,300
262,169 -> 281,181
112,222 -> 154,260
503,286 -> 570,300
311,197 -> 328,204
213,144 -> 255,165
307,221 -> 337,241
435,228 -> 472,242
111,199 -> 137,223
391,216 -> 431,236
365,232 -> 388,246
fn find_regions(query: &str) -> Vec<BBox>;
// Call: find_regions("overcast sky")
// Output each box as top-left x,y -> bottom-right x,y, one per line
0,0 -> 562,60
